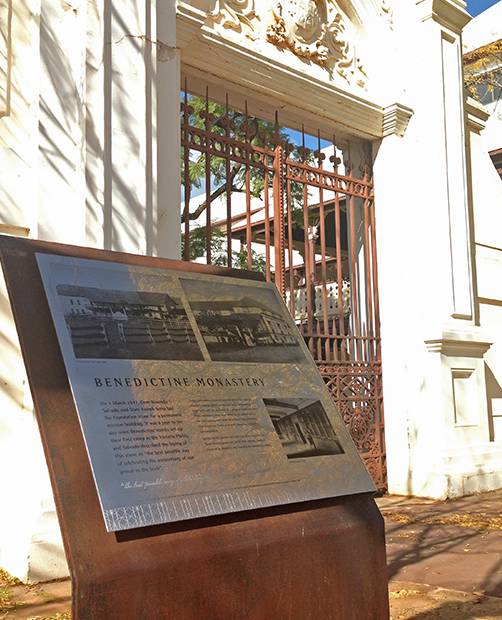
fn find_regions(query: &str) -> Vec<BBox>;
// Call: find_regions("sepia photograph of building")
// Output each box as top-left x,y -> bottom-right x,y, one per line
181,279 -> 303,363
263,398 -> 344,460
57,284 -> 203,360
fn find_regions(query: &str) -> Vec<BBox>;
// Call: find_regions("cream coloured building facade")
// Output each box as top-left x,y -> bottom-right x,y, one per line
1,0 -> 502,581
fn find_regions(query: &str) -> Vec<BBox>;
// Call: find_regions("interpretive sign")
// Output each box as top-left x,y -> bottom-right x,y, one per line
36,253 -> 374,532
1,237 -> 389,619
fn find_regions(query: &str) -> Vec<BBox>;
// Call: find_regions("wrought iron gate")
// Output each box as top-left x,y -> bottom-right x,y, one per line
181,85 -> 386,491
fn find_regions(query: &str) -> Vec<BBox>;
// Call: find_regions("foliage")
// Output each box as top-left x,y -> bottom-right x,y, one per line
464,40 -> 502,102
0,568 -> 70,618
0,568 -> 22,587
0,586 -> 14,611
181,94 -> 315,219
182,95 -> 322,267
181,96 -> 283,224
0,568 -> 19,613
182,225 -> 226,264
233,246 -> 267,273
182,226 -> 266,273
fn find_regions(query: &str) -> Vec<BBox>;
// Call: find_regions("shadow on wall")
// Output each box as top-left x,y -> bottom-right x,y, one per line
486,363 -> 502,442
36,1 -> 157,252
0,0 -> 38,229
84,2 -> 156,254
0,272 -> 27,423
0,0 -> 12,118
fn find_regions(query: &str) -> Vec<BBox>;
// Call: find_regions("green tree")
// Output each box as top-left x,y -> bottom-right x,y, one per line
181,225 -> 267,273
464,40 -> 502,103
181,94 -> 320,271
181,95 -> 286,225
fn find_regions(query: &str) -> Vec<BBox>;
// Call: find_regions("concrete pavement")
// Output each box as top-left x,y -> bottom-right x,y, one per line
2,490 -> 502,618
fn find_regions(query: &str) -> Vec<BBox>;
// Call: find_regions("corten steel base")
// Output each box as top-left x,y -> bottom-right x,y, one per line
0,235 -> 389,620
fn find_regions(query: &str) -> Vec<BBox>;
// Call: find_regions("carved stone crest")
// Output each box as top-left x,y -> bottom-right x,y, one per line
210,0 -> 259,38
266,1 -> 366,86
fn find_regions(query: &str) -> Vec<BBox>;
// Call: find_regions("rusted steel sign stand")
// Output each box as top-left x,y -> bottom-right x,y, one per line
0,235 -> 389,620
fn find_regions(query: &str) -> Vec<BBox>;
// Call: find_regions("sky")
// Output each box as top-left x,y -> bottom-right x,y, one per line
466,0 -> 500,16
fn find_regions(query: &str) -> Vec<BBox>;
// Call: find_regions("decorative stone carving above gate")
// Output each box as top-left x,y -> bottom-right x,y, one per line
209,0 -> 259,39
266,1 -> 366,87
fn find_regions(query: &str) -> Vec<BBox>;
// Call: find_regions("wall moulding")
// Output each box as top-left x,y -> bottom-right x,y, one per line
425,331 -> 492,357
177,3 -> 411,140
416,0 -> 471,34
0,223 -> 30,237
183,1 -> 370,89
0,0 -> 12,117
465,97 -> 489,134
382,103 -> 414,137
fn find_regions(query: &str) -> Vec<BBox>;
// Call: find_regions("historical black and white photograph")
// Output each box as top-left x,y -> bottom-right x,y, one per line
57,284 -> 203,360
263,398 -> 344,459
180,279 -> 304,363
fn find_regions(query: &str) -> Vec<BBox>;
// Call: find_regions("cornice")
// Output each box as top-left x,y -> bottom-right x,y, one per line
179,27 -> 386,139
176,5 -> 412,140
416,0 -> 471,34
465,97 -> 489,134
425,329 -> 492,357
383,103 -> 414,137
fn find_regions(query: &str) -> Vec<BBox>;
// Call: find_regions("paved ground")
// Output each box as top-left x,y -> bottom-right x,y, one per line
381,490 -> 502,618
379,491 -> 502,598
2,490 -> 502,618
389,582 -> 502,619
0,577 -> 70,619
2,579 -> 502,619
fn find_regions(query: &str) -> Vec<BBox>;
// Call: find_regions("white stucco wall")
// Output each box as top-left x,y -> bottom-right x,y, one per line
0,0 -> 180,582
469,102 -> 502,474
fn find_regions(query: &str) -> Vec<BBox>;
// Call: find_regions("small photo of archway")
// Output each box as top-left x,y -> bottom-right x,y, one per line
263,397 -> 344,459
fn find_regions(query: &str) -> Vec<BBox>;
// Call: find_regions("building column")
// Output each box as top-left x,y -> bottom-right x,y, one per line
373,0 -> 494,498
416,0 -> 474,321
85,0 -> 181,258
156,1 -> 181,258
345,139 -> 374,356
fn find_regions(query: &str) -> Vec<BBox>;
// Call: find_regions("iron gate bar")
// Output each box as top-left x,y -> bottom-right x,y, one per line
182,81 -> 191,262
180,84 -> 387,492
317,130 -> 331,363
332,144 -> 346,363
204,87 -> 212,264
225,94 -> 233,269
